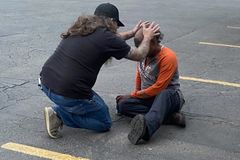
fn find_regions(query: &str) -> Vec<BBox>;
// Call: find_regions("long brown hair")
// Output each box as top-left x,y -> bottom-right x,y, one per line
61,15 -> 118,39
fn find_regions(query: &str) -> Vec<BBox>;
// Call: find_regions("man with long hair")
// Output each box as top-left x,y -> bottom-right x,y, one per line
116,27 -> 186,145
40,3 -> 160,138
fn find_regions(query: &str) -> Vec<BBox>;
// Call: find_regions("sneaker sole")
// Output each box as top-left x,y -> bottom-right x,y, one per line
44,107 -> 58,139
128,115 -> 145,145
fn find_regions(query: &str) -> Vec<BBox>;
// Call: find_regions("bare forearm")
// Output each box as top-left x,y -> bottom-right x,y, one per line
118,20 -> 143,40
125,38 -> 151,61
118,30 -> 134,40
131,90 -> 151,99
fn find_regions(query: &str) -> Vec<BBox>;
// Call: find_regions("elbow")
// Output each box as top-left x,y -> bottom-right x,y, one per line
125,48 -> 147,61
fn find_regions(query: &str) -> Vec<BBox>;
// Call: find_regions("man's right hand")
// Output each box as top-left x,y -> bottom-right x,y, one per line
131,20 -> 144,36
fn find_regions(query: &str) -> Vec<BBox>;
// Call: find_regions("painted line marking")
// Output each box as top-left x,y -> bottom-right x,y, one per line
199,42 -> 240,48
180,76 -> 240,88
1,142 -> 89,160
227,26 -> 240,30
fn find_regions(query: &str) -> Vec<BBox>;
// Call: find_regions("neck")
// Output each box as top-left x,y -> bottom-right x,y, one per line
147,44 -> 162,58
156,44 -> 162,53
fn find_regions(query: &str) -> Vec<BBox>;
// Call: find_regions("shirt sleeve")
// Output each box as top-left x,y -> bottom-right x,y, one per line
131,66 -> 141,97
135,67 -> 141,91
104,30 -> 131,60
133,53 -> 177,98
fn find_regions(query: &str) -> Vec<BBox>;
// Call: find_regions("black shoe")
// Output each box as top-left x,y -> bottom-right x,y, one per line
128,114 -> 146,145
142,127 -> 150,142
168,112 -> 186,128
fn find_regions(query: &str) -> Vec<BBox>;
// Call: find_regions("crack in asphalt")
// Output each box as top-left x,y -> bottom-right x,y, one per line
165,28 -> 198,44
9,117 -> 45,133
0,93 -> 43,112
183,111 -> 240,128
0,85 -> 8,89
0,77 -> 37,82
0,104 -> 12,111
0,33 -> 23,38
22,48 -> 45,64
2,81 -> 30,92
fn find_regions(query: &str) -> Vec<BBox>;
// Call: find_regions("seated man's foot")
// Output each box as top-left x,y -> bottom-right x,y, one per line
128,114 -> 147,145
169,112 -> 186,128
44,107 -> 63,139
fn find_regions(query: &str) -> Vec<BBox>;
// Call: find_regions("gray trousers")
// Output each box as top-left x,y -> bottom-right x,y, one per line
117,89 -> 184,138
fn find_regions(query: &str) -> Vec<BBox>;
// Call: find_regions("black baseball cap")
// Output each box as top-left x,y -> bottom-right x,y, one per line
94,3 -> 124,27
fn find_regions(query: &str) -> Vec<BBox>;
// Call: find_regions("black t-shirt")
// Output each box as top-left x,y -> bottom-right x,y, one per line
40,27 -> 130,99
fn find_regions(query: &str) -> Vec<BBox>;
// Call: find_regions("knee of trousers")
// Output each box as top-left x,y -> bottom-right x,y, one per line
155,89 -> 172,99
117,100 -> 129,113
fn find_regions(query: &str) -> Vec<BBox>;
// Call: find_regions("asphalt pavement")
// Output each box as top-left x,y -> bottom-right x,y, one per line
0,0 -> 240,159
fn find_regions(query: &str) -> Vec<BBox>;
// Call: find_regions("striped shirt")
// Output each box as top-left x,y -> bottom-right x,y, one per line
131,46 -> 181,98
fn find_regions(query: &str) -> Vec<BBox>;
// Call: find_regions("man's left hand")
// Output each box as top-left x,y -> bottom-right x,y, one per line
131,20 -> 144,36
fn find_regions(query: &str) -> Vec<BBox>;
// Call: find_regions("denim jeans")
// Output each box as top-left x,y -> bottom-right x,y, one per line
117,89 -> 182,137
42,85 -> 112,132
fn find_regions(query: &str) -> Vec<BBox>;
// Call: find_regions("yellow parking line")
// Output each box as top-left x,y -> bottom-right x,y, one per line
1,142 -> 89,160
227,26 -> 240,30
199,42 -> 240,48
180,76 -> 240,88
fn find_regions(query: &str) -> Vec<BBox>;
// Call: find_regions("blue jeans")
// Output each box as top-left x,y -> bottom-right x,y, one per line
42,85 -> 112,132
117,89 -> 182,138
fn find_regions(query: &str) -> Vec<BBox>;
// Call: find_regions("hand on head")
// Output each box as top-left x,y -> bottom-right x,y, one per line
132,21 -> 160,38
141,21 -> 160,40
133,21 -> 161,47
131,20 -> 144,35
